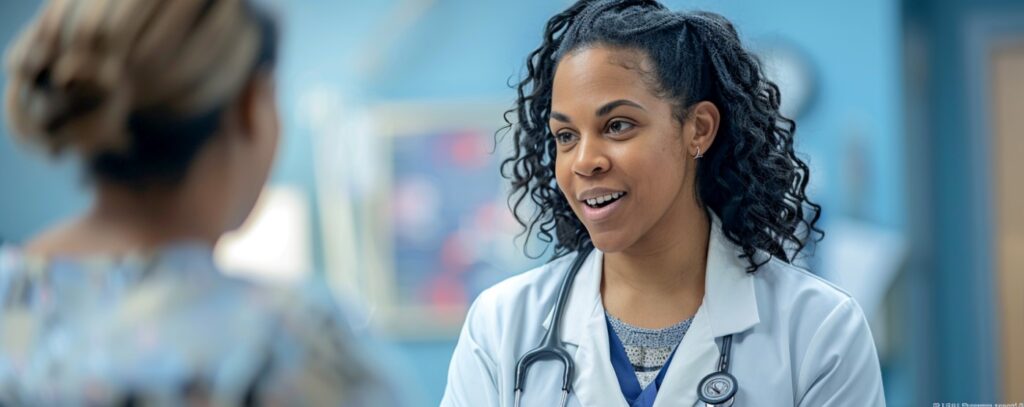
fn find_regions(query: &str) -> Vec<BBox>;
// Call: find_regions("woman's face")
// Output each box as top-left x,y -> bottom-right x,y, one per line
550,45 -> 701,253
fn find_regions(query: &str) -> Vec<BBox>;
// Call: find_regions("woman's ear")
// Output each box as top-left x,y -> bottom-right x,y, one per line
688,101 -> 720,157
231,70 -> 278,143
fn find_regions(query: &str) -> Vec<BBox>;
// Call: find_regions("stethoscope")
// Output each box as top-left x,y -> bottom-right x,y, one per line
513,245 -> 739,407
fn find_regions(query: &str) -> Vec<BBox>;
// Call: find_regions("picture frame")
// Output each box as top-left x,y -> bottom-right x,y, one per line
313,99 -> 545,338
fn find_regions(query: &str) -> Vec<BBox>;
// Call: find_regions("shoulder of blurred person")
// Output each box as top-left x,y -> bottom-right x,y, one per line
0,242 -> 400,406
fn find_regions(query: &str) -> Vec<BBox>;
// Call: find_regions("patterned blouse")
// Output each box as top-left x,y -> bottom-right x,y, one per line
606,312 -> 694,389
0,242 -> 393,406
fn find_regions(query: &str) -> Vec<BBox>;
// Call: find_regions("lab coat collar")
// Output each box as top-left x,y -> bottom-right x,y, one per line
540,247 -> 604,347
539,212 -> 760,345
703,213 -> 761,337
651,214 -> 761,406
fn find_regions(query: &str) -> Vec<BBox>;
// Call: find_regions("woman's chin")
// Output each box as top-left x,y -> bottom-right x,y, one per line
587,230 -> 634,254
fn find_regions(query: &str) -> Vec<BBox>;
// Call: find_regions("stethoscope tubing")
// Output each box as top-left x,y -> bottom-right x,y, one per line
513,245 -> 737,407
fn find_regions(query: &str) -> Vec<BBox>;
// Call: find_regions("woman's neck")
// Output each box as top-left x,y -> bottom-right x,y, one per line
601,206 -> 711,329
25,182 -> 222,257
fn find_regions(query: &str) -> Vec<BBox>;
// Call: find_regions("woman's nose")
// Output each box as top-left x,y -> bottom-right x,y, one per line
571,135 -> 611,177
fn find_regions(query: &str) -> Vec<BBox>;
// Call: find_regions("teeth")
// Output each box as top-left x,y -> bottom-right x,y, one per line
585,192 -> 624,207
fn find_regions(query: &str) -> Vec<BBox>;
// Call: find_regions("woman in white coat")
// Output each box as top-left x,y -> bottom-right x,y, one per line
443,0 -> 885,406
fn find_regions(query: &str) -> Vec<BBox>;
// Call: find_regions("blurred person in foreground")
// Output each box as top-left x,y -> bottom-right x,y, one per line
0,0 -> 393,405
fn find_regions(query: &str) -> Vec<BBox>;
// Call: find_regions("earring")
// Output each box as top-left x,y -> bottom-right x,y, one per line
694,146 -> 703,159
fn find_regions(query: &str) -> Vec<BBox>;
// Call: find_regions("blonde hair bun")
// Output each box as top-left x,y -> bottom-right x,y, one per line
4,0 -> 262,157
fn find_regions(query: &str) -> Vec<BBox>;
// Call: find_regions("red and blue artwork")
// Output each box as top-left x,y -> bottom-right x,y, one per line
390,128 -> 542,317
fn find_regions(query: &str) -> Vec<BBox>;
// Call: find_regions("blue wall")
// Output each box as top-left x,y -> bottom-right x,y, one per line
679,0 -> 906,230
0,2 -> 89,244
272,4 -> 571,404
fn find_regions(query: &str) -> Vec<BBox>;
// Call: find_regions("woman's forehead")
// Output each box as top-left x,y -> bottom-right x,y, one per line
551,47 -> 669,117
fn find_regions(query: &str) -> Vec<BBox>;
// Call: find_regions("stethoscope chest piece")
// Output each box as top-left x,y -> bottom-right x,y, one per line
697,371 -> 737,406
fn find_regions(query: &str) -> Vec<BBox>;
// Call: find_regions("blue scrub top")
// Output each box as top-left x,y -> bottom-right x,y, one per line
606,317 -> 679,407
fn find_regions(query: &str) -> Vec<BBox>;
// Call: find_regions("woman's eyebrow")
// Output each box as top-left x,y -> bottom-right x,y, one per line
551,99 -> 645,123
596,99 -> 645,117
551,111 -> 572,123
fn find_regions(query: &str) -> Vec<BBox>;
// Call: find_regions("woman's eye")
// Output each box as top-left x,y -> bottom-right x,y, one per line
554,132 -> 577,145
607,120 -> 635,134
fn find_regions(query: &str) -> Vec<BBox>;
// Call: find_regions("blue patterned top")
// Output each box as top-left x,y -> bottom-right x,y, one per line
0,242 -> 394,406
606,312 -> 693,389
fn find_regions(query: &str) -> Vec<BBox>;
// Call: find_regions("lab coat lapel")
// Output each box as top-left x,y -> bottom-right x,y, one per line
702,214 -> 761,338
651,306 -> 719,407
540,248 -> 603,347
654,214 -> 761,406
541,249 -> 629,407
572,297 -> 629,407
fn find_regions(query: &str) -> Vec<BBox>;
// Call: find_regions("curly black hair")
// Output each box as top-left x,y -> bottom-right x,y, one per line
500,0 -> 823,272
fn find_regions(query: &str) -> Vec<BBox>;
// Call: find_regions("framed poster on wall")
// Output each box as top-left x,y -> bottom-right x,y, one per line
314,100 -> 545,338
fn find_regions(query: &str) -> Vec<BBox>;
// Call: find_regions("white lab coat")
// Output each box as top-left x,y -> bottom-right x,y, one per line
442,217 -> 886,406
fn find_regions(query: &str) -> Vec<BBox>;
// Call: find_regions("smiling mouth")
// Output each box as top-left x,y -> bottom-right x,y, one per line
583,192 -> 627,209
